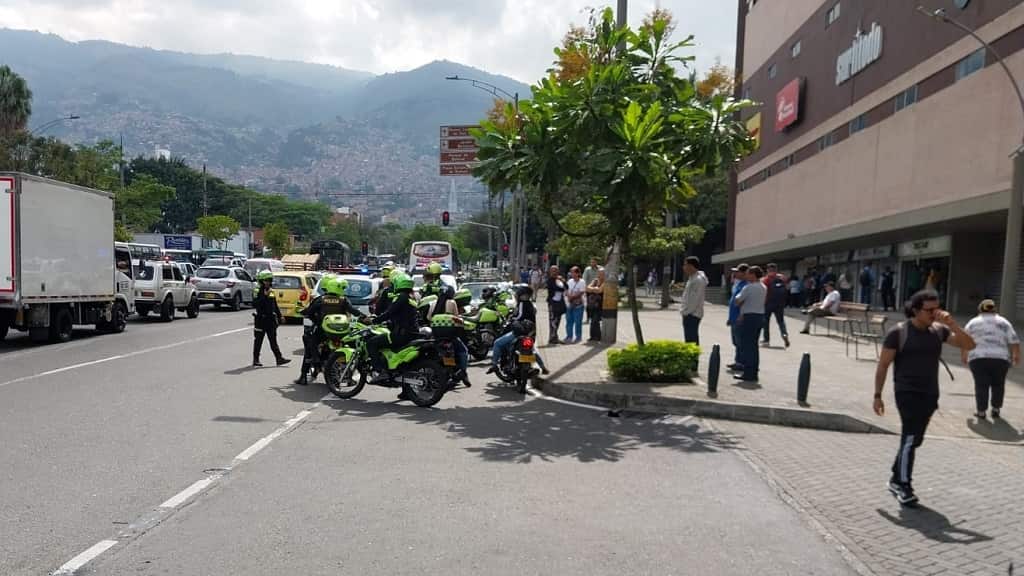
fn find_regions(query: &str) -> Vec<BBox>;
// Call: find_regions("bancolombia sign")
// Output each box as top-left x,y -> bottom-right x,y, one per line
836,23 -> 883,85
775,78 -> 801,132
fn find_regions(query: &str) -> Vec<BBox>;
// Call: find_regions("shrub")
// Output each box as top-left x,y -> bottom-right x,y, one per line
607,340 -> 700,383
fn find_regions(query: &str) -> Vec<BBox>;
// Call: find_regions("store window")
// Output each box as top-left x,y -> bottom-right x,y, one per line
849,114 -> 866,134
768,63 -> 777,79
818,132 -> 836,151
955,48 -> 986,82
791,40 -> 802,59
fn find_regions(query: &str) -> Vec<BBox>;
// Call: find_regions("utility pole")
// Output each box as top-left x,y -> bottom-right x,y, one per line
202,163 -> 208,217
119,133 -> 126,226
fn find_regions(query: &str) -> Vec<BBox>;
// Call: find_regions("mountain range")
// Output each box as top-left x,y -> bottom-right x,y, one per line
0,28 -> 532,221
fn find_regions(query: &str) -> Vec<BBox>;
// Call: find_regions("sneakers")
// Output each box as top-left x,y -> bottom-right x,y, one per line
294,375 -> 308,386
976,411 -> 987,420
888,481 -> 919,507
783,334 -> 790,348
992,409 -> 1001,419
799,329 -> 810,334
252,361 -> 263,367
276,357 -> 292,366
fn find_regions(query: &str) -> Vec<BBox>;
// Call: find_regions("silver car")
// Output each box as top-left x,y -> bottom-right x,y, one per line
194,266 -> 254,310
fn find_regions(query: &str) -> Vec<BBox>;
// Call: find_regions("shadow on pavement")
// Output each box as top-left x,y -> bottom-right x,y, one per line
269,384 -> 328,404
321,394 -> 739,464
224,365 -> 261,376
966,417 -> 1024,442
544,344 -> 605,382
212,415 -> 277,423
876,506 -> 993,544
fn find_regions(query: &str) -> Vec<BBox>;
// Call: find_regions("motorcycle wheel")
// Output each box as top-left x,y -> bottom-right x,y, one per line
494,351 -> 515,384
325,351 -> 365,399
468,336 -> 489,361
401,359 -> 448,408
516,365 -> 529,394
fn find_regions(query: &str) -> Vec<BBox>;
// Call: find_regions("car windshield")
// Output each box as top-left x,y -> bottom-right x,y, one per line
197,268 -> 229,279
245,261 -> 271,275
463,284 -> 490,299
272,276 -> 302,289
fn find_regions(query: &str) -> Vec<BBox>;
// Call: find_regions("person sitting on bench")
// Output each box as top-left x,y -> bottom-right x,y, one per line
800,282 -> 840,334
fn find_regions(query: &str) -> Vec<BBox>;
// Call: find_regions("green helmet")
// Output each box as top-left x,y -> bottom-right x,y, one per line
427,262 -> 443,275
321,277 -> 346,297
256,270 -> 273,282
454,288 -> 472,307
391,271 -> 414,291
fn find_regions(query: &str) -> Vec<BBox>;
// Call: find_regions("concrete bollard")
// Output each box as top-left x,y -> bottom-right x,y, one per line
707,344 -> 720,398
797,352 -> 811,404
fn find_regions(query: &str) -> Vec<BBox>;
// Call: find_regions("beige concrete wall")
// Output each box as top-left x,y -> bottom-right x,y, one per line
734,49 -> 1024,251
743,0 -> 826,77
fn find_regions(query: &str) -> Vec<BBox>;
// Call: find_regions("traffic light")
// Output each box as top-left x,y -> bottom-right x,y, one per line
361,241 -> 368,256
501,244 -> 509,258
442,211 -> 450,226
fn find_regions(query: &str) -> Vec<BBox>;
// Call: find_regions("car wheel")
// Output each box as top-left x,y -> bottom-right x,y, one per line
160,297 -> 175,322
186,296 -> 200,319
230,292 -> 242,311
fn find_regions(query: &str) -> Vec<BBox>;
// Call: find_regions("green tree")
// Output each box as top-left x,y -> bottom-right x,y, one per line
197,215 -> 241,249
547,212 -> 612,267
117,174 -> 176,233
472,8 -> 754,344
0,65 -> 32,137
114,222 -> 132,243
263,222 -> 291,257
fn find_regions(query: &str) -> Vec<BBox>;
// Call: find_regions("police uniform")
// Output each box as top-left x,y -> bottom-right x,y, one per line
297,293 -> 364,382
253,283 -> 288,366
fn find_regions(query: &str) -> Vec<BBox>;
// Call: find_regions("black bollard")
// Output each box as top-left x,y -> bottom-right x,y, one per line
707,344 -> 720,398
797,352 -> 811,404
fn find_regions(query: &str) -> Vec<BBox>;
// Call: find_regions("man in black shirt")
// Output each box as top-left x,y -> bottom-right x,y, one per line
873,290 -> 975,506
252,271 -> 292,368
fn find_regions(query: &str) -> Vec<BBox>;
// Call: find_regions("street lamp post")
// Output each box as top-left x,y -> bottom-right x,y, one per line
28,114 -> 80,136
445,75 -> 521,281
918,6 -> 1024,322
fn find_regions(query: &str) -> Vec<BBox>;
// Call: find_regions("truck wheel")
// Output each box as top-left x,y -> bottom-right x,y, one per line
186,296 -> 200,319
230,292 -> 242,311
49,307 -> 74,343
110,301 -> 128,333
160,297 -> 175,322
0,320 -> 8,341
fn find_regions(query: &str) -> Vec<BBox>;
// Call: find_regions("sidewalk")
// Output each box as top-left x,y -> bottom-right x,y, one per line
533,300 -> 1024,443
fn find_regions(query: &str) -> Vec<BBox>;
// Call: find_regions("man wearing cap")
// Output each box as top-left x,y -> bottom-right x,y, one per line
726,264 -> 749,371
963,299 -> 1020,420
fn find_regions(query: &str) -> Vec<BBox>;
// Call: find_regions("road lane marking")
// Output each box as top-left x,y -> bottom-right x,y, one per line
0,327 -> 249,389
50,396 -> 329,575
52,539 -> 118,575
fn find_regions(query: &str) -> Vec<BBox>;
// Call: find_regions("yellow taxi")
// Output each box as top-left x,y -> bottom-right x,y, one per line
271,271 -> 321,322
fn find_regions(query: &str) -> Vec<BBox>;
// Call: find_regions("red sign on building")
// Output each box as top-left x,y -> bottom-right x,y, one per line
440,151 -> 478,163
775,78 -> 802,132
440,164 -> 473,176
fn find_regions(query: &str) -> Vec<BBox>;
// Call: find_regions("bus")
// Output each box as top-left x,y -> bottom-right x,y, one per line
408,241 -> 457,274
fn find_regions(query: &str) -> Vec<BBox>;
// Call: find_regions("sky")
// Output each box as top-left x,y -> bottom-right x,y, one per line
0,0 -> 738,82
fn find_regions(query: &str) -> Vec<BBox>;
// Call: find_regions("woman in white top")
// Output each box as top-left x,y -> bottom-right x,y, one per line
962,299 -> 1020,419
565,266 -> 587,344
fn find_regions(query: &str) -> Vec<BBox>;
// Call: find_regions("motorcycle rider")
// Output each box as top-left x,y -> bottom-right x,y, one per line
479,286 -> 501,312
373,264 -> 396,315
294,276 -> 366,386
252,270 -> 291,368
488,285 -> 548,376
425,284 -> 472,388
367,271 -> 421,397
420,262 -> 444,298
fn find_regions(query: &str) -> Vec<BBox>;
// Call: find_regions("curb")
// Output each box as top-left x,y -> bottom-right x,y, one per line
537,379 -> 894,434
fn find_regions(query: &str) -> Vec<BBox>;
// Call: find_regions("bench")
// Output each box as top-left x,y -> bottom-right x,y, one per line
807,301 -> 889,357
848,314 -> 890,359
808,301 -> 866,336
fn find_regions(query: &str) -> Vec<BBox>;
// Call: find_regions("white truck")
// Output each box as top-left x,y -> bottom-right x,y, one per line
0,173 -> 135,343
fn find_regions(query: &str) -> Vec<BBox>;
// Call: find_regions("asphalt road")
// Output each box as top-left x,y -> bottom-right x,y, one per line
0,310 -> 856,576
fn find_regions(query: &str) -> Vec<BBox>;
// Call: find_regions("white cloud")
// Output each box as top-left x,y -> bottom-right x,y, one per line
0,0 -> 736,81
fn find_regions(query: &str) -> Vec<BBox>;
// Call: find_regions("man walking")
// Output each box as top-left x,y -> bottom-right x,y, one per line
873,290 -> 975,507
726,264 -> 749,371
734,266 -> 766,382
761,263 -> 790,348
529,266 -> 543,302
680,256 -> 707,345
799,282 -> 840,334
859,263 -> 875,305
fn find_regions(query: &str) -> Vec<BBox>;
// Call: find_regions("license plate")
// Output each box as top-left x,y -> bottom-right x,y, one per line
442,357 -> 457,367
202,294 -> 217,300
518,355 -> 535,363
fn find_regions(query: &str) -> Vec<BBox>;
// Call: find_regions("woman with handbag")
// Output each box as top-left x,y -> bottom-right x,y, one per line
586,269 -> 605,342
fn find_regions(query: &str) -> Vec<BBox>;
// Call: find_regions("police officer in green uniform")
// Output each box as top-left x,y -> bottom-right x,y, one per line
252,270 -> 291,368
367,271 -> 420,397
294,276 -> 365,385
420,262 -> 444,298
373,264 -> 397,315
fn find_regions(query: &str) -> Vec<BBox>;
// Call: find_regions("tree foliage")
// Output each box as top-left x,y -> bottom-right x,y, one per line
0,65 -> 32,137
116,174 -> 176,233
263,222 -> 291,257
197,215 -> 241,248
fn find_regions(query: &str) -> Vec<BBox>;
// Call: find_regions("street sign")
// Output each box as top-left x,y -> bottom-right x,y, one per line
440,164 -> 473,176
440,138 -> 477,151
163,235 -> 192,250
440,151 -> 478,163
440,125 -> 475,138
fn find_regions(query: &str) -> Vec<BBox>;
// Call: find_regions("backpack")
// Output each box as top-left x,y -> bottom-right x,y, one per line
895,321 -> 954,380
766,276 -> 788,309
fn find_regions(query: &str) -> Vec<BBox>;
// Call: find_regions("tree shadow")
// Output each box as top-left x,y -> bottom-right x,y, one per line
321,395 -> 739,464
877,506 -> 993,544
545,344 -> 606,382
268,384 -> 329,404
966,417 -> 1024,443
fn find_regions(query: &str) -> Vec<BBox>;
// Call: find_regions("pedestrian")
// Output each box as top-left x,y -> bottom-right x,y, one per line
519,267 -> 530,286
251,270 -> 291,368
726,263 -> 749,372
788,274 -> 802,308
646,269 -> 657,296
582,257 -> 603,323
761,263 -> 790,348
565,266 -> 586,343
859,262 -> 875,305
962,299 -> 1020,419
838,270 -> 852,301
873,290 -> 975,507
680,256 -> 707,346
880,266 -> 896,311
799,282 -> 840,334
802,273 -> 817,307
586,269 -> 605,342
733,266 -> 766,382
530,266 -> 544,302
546,265 -> 566,345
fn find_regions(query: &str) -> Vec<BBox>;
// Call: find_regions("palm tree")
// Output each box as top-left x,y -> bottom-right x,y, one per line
0,65 -> 33,137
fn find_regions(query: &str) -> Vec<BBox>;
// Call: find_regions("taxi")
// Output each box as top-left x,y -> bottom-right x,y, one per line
271,271 -> 321,322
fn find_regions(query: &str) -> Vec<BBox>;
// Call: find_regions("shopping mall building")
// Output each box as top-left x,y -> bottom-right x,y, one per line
714,0 -> 1024,315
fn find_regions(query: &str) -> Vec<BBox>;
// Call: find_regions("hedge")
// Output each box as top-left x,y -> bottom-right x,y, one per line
607,340 -> 700,383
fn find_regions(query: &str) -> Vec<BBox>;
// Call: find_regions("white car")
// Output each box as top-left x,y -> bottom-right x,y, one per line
314,275 -> 382,316
193,266 -> 255,310
134,260 -> 200,321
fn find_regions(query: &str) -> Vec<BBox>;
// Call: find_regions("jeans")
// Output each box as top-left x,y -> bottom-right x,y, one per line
492,331 -> 546,370
565,305 -> 584,341
891,392 -> 938,486
969,358 -> 1009,413
548,301 -> 565,343
454,337 -> 469,374
738,313 -> 763,379
802,308 -> 833,332
730,321 -> 741,364
860,286 -> 872,305
761,308 -> 788,342
683,314 -> 701,345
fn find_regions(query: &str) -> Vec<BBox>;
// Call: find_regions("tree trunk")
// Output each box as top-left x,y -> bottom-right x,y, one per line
659,256 -> 672,309
622,236 -> 645,346
600,240 -> 620,345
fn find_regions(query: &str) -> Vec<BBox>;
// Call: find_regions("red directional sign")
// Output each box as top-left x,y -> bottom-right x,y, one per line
440,125 -> 475,138
440,151 -> 478,163
440,138 -> 477,151
440,164 -> 473,176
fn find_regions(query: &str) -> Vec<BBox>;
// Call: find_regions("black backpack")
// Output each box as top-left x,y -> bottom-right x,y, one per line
767,277 -> 788,309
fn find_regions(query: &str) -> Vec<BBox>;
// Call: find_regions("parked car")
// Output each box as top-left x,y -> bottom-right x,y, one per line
457,282 -> 496,308
202,256 -> 245,268
175,261 -> 198,279
134,260 -> 199,321
272,271 -> 321,322
193,266 -> 254,310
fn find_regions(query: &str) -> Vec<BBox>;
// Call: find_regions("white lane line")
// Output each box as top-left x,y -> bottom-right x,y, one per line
158,477 -> 215,509
233,399 -> 326,461
525,386 -> 608,412
0,327 -> 249,389
52,539 -> 118,575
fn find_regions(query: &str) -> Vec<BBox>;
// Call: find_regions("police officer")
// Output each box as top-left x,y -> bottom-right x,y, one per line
294,276 -> 365,385
367,271 -> 419,397
252,270 -> 291,368
373,264 -> 397,315
420,262 -> 444,298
